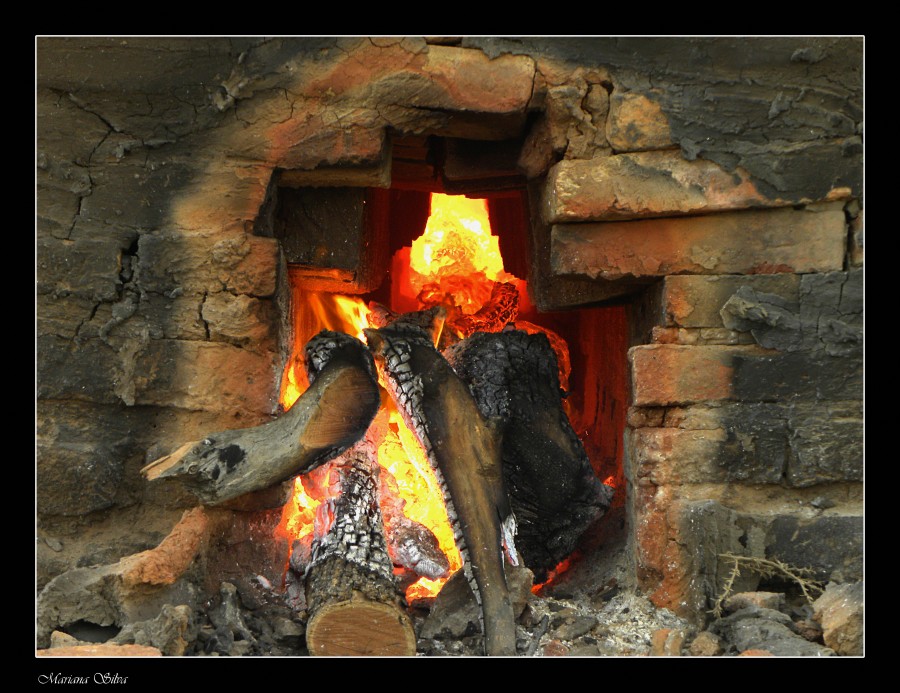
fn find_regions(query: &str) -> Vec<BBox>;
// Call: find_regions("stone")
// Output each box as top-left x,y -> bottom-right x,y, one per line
766,516 -> 864,584
130,340 -> 277,415
554,616 -> 598,641
659,274 -> 801,329
136,232 -> 279,299
35,508 -> 228,647
542,639 -> 570,656
689,631 -> 723,656
738,649 -> 774,656
606,90 -> 674,152
542,152 -> 852,224
112,604 -> 196,656
849,209 -> 863,266
551,204 -> 847,280
729,618 -> 834,656
36,236 -> 125,303
720,270 -> 863,357
650,628 -> 686,655
201,292 -> 277,351
723,592 -> 786,613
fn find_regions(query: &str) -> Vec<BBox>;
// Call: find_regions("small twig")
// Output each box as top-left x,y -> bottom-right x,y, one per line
711,553 -> 825,618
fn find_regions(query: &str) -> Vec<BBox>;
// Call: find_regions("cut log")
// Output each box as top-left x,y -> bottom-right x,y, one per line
445,329 -> 614,583
302,444 -> 416,657
365,319 -> 518,656
141,331 -> 380,506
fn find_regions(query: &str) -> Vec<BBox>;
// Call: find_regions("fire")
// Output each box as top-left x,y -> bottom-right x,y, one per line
408,193 -> 518,317
275,192 -> 574,604
275,288 -> 461,601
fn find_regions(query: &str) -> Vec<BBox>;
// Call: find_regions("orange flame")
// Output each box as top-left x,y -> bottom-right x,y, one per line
275,193 -> 578,603
408,194 -> 518,316
275,289 -> 461,600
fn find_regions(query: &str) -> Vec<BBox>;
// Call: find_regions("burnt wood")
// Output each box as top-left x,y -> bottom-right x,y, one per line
141,331 -> 380,505
365,318 -> 518,656
445,329 -> 614,582
303,445 -> 416,656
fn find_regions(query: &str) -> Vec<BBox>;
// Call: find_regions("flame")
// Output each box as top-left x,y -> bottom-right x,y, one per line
275,193 -> 581,604
408,194 -> 517,316
275,289 -> 461,600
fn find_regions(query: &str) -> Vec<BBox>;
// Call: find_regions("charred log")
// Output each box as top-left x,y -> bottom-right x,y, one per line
141,331 -> 380,506
445,329 -> 614,583
302,444 -> 416,656
365,319 -> 518,656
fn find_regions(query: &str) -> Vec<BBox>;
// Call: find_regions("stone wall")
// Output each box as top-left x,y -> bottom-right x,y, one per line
36,37 -> 863,620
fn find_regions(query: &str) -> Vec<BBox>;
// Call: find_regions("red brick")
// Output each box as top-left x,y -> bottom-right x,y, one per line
630,427 -> 729,485
630,344 -> 767,406
551,204 -> 846,280
543,152 -> 852,223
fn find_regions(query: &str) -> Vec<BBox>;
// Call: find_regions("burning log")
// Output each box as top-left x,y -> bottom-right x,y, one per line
365,317 -> 518,656
445,329 -> 614,583
302,443 -> 417,657
141,331 -> 381,506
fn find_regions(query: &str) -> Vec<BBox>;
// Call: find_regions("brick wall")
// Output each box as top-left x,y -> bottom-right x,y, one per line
36,37 -> 863,620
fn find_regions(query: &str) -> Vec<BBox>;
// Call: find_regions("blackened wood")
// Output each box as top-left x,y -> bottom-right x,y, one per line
365,320 -> 517,656
445,329 -> 614,582
303,446 -> 416,656
141,331 -> 380,505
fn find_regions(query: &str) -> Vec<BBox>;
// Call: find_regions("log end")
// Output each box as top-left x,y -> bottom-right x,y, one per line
306,600 -> 417,657
141,441 -> 197,481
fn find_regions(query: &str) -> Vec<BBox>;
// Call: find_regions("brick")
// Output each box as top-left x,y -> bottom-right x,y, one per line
543,152 -> 853,224
767,515 -> 863,583
786,401 -> 863,486
201,292 -> 277,351
606,90 -> 674,152
37,334 -> 122,404
551,204 -> 847,280
131,340 -> 277,415
631,427 -> 731,485
630,344 -> 768,406
659,274 -> 802,328
137,232 -> 278,298
36,236 -> 124,302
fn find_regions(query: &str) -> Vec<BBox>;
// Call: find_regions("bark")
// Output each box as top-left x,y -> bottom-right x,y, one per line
142,331 -> 380,505
445,329 -> 614,582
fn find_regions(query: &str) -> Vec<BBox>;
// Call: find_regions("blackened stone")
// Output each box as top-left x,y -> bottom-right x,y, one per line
731,350 -> 862,403
767,516 -> 863,583
786,401 -> 863,486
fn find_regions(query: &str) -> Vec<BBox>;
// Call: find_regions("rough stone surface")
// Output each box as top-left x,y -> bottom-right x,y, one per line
660,274 -> 802,329
723,591 -> 786,613
551,204 -> 847,280
112,604 -> 196,656
813,582 -> 864,656
721,270 -> 863,357
466,37 -> 862,203
767,516 -> 863,583
606,90 -> 674,152
689,630 -> 723,656
543,152 -> 852,224
713,608 -> 835,656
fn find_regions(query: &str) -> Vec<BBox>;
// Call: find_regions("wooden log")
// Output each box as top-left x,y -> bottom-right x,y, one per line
365,319 -> 518,656
141,331 -> 380,506
303,445 -> 416,657
445,329 -> 614,583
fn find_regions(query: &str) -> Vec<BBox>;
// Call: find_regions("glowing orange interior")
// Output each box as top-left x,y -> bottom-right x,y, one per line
275,192 -> 576,601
